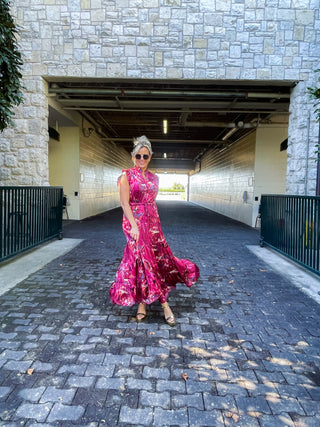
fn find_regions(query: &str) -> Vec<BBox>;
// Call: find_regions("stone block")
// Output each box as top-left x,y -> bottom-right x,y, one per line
91,9 -> 105,22
140,390 -> 170,408
216,0 -> 231,12
0,138 -> 10,152
296,10 -> 315,25
226,67 -> 241,79
47,403 -> 84,422
173,392 -> 204,409
67,375 -> 95,388
96,377 -> 125,389
126,378 -> 153,390
16,403 -> 52,422
40,387 -> 75,404
119,406 -> 152,424
143,366 -> 170,379
189,408 -> 224,426
194,38 -> 207,48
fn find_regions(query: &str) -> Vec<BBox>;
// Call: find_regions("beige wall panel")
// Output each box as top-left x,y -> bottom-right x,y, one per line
79,136 -> 132,220
189,133 -> 256,227
48,127 -> 80,219
252,127 -> 288,225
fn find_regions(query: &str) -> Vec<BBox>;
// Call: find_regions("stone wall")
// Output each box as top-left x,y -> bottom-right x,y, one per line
287,79 -> 319,195
0,0 -> 319,191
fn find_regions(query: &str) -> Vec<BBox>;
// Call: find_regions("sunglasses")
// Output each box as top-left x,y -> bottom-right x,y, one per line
135,154 -> 150,160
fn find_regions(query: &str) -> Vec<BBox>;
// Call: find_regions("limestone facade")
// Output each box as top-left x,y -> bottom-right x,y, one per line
0,0 -> 319,194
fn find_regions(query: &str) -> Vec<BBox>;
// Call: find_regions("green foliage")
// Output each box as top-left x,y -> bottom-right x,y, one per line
158,188 -> 185,192
0,0 -> 23,131
307,69 -> 320,122
172,182 -> 185,190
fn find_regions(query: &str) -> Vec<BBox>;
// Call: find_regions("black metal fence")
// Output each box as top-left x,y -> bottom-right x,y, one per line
260,194 -> 320,276
0,186 -> 63,263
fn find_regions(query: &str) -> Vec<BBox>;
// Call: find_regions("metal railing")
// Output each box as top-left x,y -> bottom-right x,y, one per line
260,194 -> 320,275
0,186 -> 63,263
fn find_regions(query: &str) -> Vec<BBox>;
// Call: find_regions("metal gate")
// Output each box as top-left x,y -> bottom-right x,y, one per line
0,186 -> 63,262
260,195 -> 320,276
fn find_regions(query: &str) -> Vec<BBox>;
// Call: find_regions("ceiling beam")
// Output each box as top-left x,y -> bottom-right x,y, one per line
49,87 -> 291,99
184,121 -> 288,128
101,137 -> 220,144
57,99 -> 289,110
149,158 -> 196,170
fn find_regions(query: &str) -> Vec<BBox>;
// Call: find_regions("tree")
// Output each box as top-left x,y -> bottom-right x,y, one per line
172,182 -> 185,190
0,0 -> 23,131
307,69 -> 320,122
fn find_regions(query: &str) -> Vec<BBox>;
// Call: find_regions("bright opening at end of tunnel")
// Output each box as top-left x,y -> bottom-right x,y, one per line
157,173 -> 188,201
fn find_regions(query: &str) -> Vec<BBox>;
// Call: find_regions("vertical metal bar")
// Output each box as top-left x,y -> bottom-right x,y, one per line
294,195 -> 297,260
11,188 -> 16,255
290,196 -> 294,258
286,196 -> 290,256
312,197 -> 316,271
0,188 -> 2,259
29,188 -> 33,246
26,187 -> 30,246
316,199 -> 319,272
39,187 -> 43,241
298,196 -> 302,263
308,197 -> 312,268
305,197 -> 309,266
21,187 -> 24,249
297,197 -> 301,262
299,196 -> 303,263
38,187 -> 42,242
311,198 -> 316,270
281,196 -> 284,252
18,187 -> 22,251
4,188 -> 8,257
304,196 -> 308,267
31,187 -> 35,245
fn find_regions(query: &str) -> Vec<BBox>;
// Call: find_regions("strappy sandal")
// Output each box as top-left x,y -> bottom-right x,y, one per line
161,302 -> 176,327
136,312 -> 147,323
136,304 -> 147,323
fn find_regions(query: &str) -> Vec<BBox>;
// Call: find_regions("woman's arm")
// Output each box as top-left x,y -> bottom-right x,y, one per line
119,173 -> 139,241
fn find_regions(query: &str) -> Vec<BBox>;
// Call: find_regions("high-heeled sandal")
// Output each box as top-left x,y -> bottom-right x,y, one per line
161,303 -> 176,327
136,304 -> 147,323
136,312 -> 147,322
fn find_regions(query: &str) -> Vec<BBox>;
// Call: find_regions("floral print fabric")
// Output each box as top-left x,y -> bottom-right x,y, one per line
109,166 -> 200,306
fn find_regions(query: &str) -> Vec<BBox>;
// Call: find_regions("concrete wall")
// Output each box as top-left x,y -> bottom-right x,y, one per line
48,112 -> 132,220
189,133 -> 256,226
48,127 -> 80,219
287,81 -> 319,195
0,0 -> 319,200
252,126 -> 288,225
79,135 -> 132,220
190,123 -> 288,227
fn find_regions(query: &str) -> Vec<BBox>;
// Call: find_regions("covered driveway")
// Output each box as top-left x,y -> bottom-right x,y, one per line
0,201 -> 319,425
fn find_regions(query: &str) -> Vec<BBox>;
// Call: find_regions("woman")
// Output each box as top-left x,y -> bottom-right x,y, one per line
109,136 -> 199,326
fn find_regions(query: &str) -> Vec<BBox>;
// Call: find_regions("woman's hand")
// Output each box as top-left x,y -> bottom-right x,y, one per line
130,224 -> 139,241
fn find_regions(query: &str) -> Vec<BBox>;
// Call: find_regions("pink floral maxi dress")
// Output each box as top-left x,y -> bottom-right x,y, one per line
109,166 -> 200,306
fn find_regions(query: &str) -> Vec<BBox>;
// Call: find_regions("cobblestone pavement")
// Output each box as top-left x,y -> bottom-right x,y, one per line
0,201 -> 320,426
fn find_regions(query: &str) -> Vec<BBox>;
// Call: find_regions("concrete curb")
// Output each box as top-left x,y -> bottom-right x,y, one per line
247,244 -> 320,305
0,238 -> 83,296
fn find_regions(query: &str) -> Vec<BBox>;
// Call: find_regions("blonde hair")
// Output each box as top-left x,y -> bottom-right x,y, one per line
132,135 -> 153,156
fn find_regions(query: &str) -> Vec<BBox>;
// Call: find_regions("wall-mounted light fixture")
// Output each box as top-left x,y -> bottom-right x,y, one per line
82,127 -> 95,137
163,119 -> 168,134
